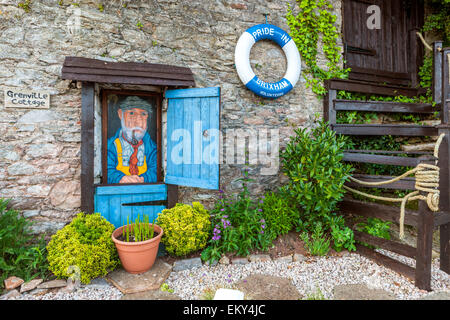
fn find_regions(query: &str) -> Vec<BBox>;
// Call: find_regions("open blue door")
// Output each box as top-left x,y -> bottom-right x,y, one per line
165,87 -> 220,190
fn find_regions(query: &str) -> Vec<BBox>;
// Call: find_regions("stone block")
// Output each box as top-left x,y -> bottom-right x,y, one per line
173,257 -> 203,272
106,259 -> 172,294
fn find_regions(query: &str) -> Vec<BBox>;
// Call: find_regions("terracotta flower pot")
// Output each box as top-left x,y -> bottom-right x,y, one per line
111,224 -> 163,274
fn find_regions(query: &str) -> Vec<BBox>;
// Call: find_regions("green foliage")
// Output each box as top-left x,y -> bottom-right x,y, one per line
281,121 -> 353,224
300,223 -> 330,256
286,0 -> 349,95
329,215 -> 356,252
18,0 -> 31,12
419,53 -> 434,89
260,191 -> 299,240
280,121 -> 356,255
0,199 -> 49,290
201,171 -> 273,264
156,202 -> 210,257
46,213 -> 119,284
136,21 -> 143,30
356,218 -> 391,242
422,0 -> 450,46
122,214 -> 155,243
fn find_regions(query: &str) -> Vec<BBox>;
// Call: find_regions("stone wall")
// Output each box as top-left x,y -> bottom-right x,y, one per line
0,0 -> 343,234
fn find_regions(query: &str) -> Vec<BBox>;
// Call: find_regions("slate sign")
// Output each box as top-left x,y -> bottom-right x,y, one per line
4,87 -> 50,109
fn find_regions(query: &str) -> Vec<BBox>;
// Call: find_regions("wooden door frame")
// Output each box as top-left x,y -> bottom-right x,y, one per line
80,82 -> 178,214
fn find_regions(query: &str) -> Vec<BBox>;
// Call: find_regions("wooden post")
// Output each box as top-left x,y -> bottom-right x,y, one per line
80,82 -> 95,214
433,41 -> 443,104
439,48 -> 450,274
415,158 -> 435,291
166,184 -> 178,209
409,29 -> 420,88
324,87 -> 336,126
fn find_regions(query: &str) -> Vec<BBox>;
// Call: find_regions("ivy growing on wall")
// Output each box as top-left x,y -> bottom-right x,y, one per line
286,0 -> 349,96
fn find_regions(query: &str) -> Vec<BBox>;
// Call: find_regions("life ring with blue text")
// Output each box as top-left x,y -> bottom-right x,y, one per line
235,24 -> 301,99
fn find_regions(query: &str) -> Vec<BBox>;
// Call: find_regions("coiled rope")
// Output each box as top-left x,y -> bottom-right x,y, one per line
344,133 -> 445,239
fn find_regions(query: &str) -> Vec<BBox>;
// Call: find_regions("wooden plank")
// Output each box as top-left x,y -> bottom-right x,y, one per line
356,243 -> 416,281
348,66 -> 410,80
415,200 -> 434,291
332,124 -> 438,136
61,72 -> 195,87
166,87 -> 221,99
343,152 -> 419,167
340,197 -> 419,227
325,89 -> 337,125
325,79 -> 420,97
354,230 -> 417,259
348,72 -> 411,86
64,56 -> 193,75
334,100 -> 438,113
438,128 -> 450,273
81,82 -> 95,214
62,66 -> 195,81
95,183 -> 167,195
345,149 -> 433,155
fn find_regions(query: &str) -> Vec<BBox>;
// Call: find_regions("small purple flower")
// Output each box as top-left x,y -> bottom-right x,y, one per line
220,208 -> 225,212
258,208 -> 262,212
260,230 -> 264,234
223,215 -> 228,218
259,200 -> 264,204
261,224 -> 265,229
260,219 -> 265,223
219,189 -> 224,193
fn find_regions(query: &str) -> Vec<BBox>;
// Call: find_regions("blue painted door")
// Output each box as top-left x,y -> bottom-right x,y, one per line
94,184 -> 167,228
165,87 -> 220,190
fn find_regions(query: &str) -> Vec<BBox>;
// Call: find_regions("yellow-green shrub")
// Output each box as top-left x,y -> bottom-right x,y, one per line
46,213 -> 120,284
156,202 -> 210,257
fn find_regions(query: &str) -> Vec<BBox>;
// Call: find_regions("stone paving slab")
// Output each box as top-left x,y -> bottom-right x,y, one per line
332,284 -> 396,300
234,274 -> 302,300
121,290 -> 181,300
419,291 -> 450,300
173,257 -> 202,272
106,259 -> 172,294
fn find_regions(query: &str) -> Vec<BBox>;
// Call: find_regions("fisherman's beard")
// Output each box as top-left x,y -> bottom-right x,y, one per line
121,117 -> 146,145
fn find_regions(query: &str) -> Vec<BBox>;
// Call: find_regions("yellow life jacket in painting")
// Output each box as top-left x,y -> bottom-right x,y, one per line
114,138 -> 147,176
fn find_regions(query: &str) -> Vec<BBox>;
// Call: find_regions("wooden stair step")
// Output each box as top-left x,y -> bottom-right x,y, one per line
326,79 -> 422,97
334,99 -> 439,113
332,124 -> 438,136
343,152 -> 423,167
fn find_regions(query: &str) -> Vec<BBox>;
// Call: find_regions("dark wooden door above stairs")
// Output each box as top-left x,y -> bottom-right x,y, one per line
343,0 -> 424,87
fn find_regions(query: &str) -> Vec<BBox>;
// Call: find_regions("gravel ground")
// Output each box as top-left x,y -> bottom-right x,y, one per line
10,251 -> 450,300
164,252 -> 450,300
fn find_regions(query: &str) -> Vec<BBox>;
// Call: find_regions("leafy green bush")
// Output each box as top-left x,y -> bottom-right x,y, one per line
281,121 -> 352,229
156,202 -> 210,257
260,191 -> 299,240
300,223 -> 330,256
201,172 -> 273,264
0,199 -> 49,290
46,213 -> 119,284
356,218 -> 392,249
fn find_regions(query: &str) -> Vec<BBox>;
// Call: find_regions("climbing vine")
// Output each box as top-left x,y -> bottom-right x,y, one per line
286,0 -> 349,95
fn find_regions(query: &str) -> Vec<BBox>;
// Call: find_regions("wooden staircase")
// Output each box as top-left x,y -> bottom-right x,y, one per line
324,42 -> 450,291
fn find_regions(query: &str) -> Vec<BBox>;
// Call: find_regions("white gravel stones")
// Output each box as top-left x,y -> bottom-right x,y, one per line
7,251 -> 450,300
164,252 -> 450,300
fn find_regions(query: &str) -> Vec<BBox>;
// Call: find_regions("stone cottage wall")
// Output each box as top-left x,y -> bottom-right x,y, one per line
0,0 -> 343,235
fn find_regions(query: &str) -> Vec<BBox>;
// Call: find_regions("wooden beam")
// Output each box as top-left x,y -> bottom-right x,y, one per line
356,244 -> 416,282
354,230 -> 417,259
166,184 -> 178,209
81,82 -> 95,214
343,152 -> 420,167
333,124 -> 438,136
415,200 -> 434,291
334,100 -> 438,113
325,79 -> 421,97
433,42 -> 443,104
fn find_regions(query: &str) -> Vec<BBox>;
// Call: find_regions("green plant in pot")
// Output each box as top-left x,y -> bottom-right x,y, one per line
111,214 -> 163,274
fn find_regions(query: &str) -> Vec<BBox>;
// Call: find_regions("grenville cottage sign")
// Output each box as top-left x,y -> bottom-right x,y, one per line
4,87 -> 51,109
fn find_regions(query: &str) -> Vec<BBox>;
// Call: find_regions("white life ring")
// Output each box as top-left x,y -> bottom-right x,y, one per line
235,24 -> 301,99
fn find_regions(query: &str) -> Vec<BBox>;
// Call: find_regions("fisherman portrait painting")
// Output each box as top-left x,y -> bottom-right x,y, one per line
107,95 -> 157,184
